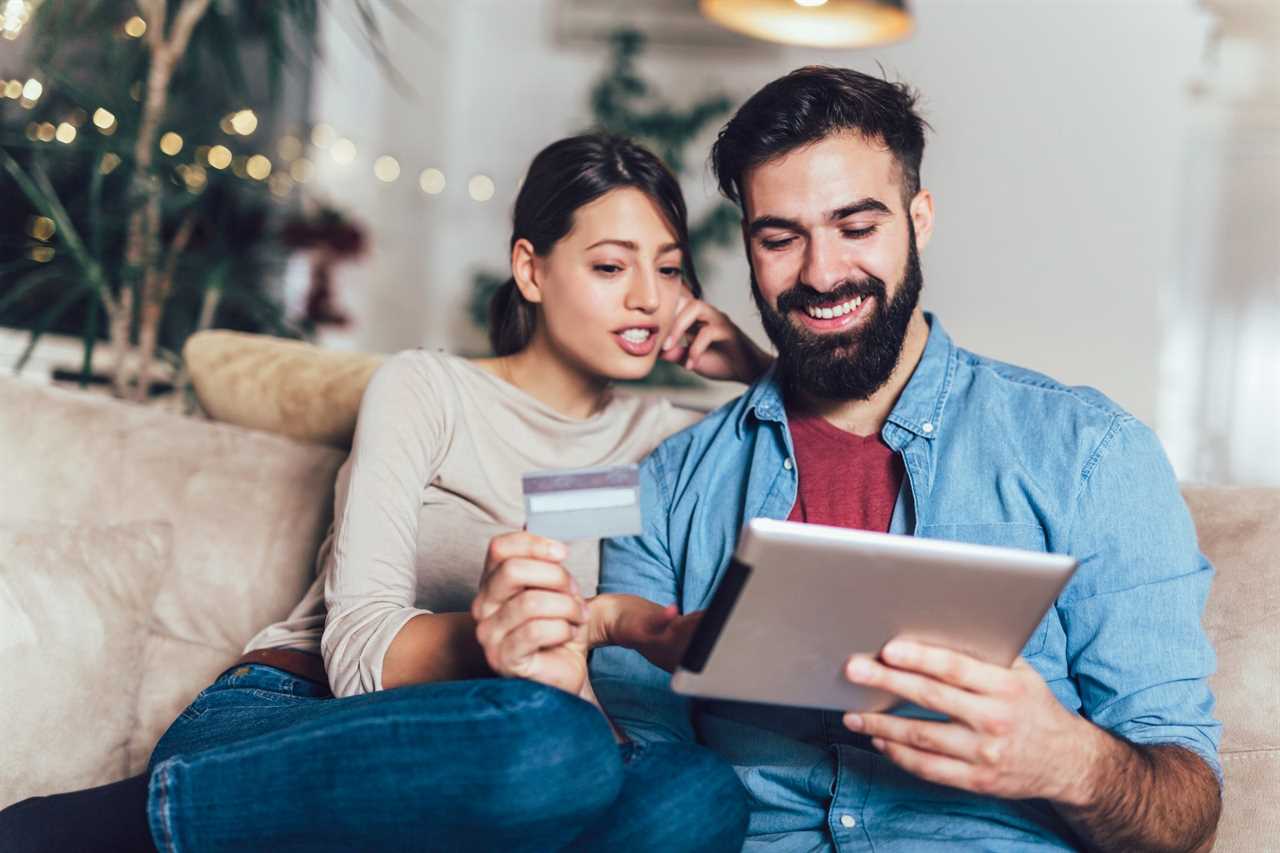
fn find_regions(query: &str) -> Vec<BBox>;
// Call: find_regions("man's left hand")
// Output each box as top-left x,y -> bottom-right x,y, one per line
843,639 -> 1100,806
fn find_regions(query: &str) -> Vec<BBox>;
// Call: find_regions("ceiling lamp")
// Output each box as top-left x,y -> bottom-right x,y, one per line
700,0 -> 913,49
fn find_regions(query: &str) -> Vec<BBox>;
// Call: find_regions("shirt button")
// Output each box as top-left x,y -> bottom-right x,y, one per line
783,458 -> 793,470
839,814 -> 857,828
922,422 -> 934,434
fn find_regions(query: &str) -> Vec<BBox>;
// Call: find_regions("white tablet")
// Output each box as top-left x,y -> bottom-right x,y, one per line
670,518 -> 1077,712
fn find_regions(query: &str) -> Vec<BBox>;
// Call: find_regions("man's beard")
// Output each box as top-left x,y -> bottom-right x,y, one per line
751,222 -> 923,402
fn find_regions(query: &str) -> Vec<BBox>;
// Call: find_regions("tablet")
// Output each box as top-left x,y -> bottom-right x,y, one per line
670,518 -> 1077,712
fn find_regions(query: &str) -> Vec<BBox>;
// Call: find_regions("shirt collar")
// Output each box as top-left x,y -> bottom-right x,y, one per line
735,312 -> 957,442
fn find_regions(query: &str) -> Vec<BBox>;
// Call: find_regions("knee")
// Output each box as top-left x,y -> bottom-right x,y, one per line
464,680 -> 624,822
631,743 -> 750,853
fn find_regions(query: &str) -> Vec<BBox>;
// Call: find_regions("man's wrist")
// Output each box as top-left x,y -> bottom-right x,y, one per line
1052,717 -> 1111,809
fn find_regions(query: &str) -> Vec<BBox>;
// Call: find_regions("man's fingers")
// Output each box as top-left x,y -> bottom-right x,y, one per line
845,655 -> 996,725
844,712 -> 985,764
473,559 -> 578,621
870,737 -> 988,793
880,640 -> 1013,693
483,531 -> 568,574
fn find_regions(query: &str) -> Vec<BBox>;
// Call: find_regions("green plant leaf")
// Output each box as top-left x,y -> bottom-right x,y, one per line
14,283 -> 90,374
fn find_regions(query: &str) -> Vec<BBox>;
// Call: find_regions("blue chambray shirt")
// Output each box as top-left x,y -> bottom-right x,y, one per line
590,314 -> 1221,852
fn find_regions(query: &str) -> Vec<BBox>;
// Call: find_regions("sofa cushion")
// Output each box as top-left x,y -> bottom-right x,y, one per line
1182,485 -> 1280,850
0,521 -> 171,808
184,330 -> 383,449
0,378 -> 346,775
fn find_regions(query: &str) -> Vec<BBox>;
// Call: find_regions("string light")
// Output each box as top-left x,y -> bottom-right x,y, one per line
23,122 -> 37,140
21,77 -> 41,100
373,155 -> 400,182
207,144 -> 232,170
2,0 -> 42,41
468,174 -> 496,202
54,122 -> 76,144
310,123 -> 335,149
268,172 -> 292,198
419,168 -> 446,195
289,157 -> 313,183
159,131 -> 183,155
4,79 -> 22,98
230,109 -> 258,136
27,215 -> 55,241
29,246 -> 54,263
123,15 -> 146,38
331,138 -> 356,165
246,154 -> 272,180
99,152 -> 122,175
92,107 -> 116,131
230,155 -> 249,179
277,135 -> 302,161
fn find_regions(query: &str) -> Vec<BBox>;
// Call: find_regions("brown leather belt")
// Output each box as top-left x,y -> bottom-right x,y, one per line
234,648 -> 330,691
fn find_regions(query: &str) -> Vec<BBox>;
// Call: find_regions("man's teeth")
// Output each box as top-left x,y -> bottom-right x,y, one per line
620,328 -> 653,343
805,296 -> 863,320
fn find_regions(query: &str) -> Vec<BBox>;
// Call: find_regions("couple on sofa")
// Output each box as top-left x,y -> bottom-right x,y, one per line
3,66 -> 1221,852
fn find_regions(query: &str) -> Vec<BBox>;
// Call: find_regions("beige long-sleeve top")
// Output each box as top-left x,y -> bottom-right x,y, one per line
242,349 -> 701,698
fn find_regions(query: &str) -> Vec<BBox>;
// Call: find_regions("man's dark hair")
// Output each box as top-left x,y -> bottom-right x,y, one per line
711,66 -> 929,210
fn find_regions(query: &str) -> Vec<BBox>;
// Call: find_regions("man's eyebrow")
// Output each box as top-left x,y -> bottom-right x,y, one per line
748,198 -> 893,237
830,198 -> 892,220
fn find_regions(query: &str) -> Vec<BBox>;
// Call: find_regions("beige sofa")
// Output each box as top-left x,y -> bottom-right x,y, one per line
0,335 -> 1276,850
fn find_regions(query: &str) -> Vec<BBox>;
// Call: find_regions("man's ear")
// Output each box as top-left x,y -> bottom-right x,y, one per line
510,238 -> 544,304
909,189 -> 935,252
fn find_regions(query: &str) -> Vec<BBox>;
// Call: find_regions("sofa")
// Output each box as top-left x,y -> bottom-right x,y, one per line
0,332 -> 1276,850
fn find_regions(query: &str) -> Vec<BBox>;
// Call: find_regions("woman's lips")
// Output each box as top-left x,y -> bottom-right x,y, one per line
613,329 -> 659,357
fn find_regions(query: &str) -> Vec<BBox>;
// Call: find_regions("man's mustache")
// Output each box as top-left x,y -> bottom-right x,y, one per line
775,278 -> 887,315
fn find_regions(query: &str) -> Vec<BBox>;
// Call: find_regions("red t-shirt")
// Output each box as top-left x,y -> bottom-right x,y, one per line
786,411 -> 904,532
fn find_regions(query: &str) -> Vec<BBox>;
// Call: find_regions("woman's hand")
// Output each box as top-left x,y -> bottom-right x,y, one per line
472,531 -> 590,696
660,288 -> 772,384
587,593 -> 705,673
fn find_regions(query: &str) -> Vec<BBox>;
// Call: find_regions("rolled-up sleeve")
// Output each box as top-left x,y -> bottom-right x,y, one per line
321,354 -> 447,698
1061,416 -> 1222,780
590,448 -> 697,746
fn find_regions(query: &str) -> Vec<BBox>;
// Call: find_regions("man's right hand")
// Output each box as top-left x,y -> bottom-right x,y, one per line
472,531 -> 590,695
588,593 -> 704,673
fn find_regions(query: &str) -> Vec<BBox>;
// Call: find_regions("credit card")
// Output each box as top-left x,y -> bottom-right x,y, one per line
522,463 -> 642,542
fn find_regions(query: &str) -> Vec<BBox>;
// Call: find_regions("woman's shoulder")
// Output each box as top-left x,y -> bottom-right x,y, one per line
609,390 -> 706,448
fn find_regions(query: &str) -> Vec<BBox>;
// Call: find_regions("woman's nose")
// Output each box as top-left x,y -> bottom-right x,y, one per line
625,270 -> 661,313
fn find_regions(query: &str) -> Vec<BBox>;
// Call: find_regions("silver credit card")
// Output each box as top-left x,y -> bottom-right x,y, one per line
522,464 -> 642,542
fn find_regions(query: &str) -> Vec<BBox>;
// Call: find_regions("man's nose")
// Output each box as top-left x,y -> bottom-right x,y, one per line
799,234 -> 847,293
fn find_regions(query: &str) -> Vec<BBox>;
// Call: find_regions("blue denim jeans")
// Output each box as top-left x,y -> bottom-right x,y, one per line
146,665 -> 747,853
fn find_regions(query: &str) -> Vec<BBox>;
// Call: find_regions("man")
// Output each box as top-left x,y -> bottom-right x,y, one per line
588,67 -> 1222,851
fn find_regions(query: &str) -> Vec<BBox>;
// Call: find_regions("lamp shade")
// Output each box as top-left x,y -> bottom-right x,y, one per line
699,0 -> 913,49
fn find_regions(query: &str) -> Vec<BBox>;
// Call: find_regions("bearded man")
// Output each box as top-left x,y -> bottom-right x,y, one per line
589,66 -> 1222,852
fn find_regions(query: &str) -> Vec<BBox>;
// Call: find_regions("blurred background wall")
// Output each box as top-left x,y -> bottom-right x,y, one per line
2,0 -> 1276,485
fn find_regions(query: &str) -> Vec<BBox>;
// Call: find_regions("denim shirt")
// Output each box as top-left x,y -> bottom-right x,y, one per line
590,314 -> 1221,852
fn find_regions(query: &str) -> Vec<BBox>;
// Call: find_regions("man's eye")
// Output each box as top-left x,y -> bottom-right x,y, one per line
594,264 -> 623,275
842,227 -> 877,239
761,237 -> 794,251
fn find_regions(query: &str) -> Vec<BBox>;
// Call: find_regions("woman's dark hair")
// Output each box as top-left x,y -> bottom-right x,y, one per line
489,133 -> 701,356
711,66 -> 930,210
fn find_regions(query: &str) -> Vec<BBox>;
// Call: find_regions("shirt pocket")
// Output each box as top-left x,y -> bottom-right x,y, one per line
914,522 -> 1052,659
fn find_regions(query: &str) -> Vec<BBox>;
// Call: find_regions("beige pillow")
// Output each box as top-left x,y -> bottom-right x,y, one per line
183,330 -> 384,448
0,521 -> 171,808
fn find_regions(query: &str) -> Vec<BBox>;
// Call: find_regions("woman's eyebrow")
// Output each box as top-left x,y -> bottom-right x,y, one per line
584,239 -> 682,256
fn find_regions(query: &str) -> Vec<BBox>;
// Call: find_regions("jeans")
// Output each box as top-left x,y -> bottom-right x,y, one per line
146,664 -> 747,852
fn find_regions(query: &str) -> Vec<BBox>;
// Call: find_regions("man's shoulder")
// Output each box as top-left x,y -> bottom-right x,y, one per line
646,382 -> 759,464
953,346 -> 1132,428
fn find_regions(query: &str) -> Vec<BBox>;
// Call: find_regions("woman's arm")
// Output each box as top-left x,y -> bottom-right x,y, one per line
660,290 -> 773,384
321,354 -> 459,697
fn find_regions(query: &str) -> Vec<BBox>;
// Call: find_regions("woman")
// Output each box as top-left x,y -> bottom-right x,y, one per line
1,134 -> 766,853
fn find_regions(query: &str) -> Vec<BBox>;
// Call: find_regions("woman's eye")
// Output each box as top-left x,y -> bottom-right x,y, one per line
842,226 -> 877,239
593,264 -> 623,275
761,237 -> 795,251
659,266 -> 683,278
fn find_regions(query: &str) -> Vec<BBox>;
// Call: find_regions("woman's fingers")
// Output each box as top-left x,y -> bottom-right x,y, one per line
477,588 -> 587,649
483,531 -> 567,575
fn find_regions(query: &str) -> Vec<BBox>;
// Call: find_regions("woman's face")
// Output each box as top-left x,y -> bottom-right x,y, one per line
527,187 -> 687,382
